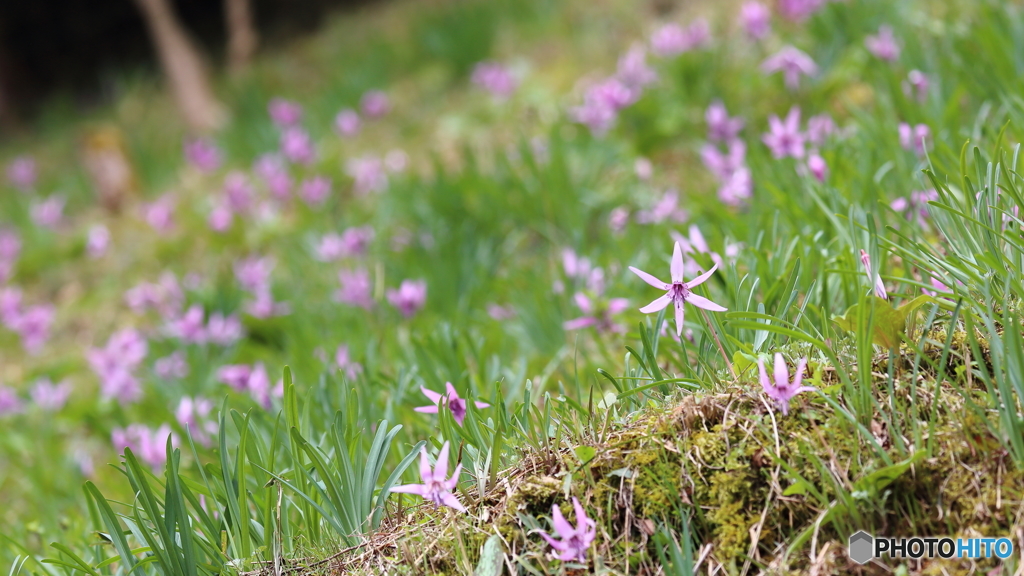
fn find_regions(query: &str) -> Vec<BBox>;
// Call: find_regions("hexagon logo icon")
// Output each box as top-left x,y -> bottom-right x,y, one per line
848,531 -> 874,565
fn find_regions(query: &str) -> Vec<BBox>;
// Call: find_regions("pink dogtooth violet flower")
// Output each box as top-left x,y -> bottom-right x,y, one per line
268,98 -> 303,127
865,25 -> 900,62
360,90 -> 391,118
31,195 -> 65,229
903,70 -> 929,103
334,109 -> 361,136
183,138 -> 222,172
806,114 -> 836,147
334,268 -> 374,309
898,123 -> 931,156
7,156 -> 37,190
154,351 -> 189,379
563,292 -> 630,334
922,277 -> 952,297
739,2 -> 771,40
616,45 -> 658,90
537,497 -> 597,563
761,46 -> 818,90
778,0 -> 824,22
280,127 -> 316,165
762,107 -> 806,159
706,100 -> 744,143
415,382 -> 490,426
0,385 -> 23,416
859,249 -> 888,300
390,441 -> 466,512
471,61 -> 519,99
387,279 -> 427,318
759,354 -> 814,415
629,242 -> 727,336
335,345 -> 363,380
30,378 -> 72,411
299,175 -> 332,206
806,153 -> 827,182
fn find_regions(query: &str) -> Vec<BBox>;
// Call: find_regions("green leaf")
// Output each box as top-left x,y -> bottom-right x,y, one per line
852,451 -> 925,497
573,446 -> 596,465
832,295 -> 938,349
474,534 -> 504,576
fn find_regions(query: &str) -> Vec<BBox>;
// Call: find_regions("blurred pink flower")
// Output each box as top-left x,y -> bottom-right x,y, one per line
538,497 -> 596,563
634,157 -> 653,181
763,107 -> 805,159
165,304 -> 207,344
223,171 -> 254,213
616,45 -> 658,89
472,61 -> 518,99
335,268 -> 373,309
334,109 -> 361,136
254,154 -> 292,201
31,378 -> 72,411
0,385 -> 22,416
486,303 -> 516,320
706,101 -> 744,143
806,153 -> 827,182
335,345 -> 363,380
234,256 -> 274,292
280,127 -> 316,165
175,396 -> 217,446
903,70 -> 929,103
865,25 -> 900,61
88,329 -> 148,404
112,424 -> 175,470
144,195 -> 176,234
87,225 -> 110,258
701,140 -> 746,180
387,279 -> 427,318
860,249 -> 888,300
739,2 -> 771,40
415,382 -> 489,426
183,138 -> 222,172
651,21 -> 709,56
360,90 -> 390,118
245,288 -> 290,318
299,175 -> 332,206
347,156 -> 388,195
207,312 -> 243,345
268,98 -> 303,127
124,273 -> 183,317
31,196 -> 65,229
759,354 -> 814,415
635,189 -> 689,224
208,204 -> 233,232
609,206 -> 630,234
154,351 -> 189,379
806,114 -> 836,147
761,46 -> 818,90
891,189 -> 938,227
13,304 -> 55,354
218,364 -> 252,391
778,0 -> 824,22
922,277 -> 952,297
898,123 -> 930,156
385,149 -> 408,173
563,292 -> 630,333
6,156 -> 37,190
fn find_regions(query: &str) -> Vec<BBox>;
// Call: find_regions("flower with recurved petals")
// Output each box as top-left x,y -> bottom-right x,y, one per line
538,497 -> 597,563
629,242 -> 727,336
415,382 -> 490,426
759,353 -> 814,415
390,441 -> 466,512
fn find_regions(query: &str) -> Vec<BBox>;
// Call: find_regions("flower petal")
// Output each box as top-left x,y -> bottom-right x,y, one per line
792,357 -> 808,388
758,359 -> 772,394
413,406 -> 439,414
674,300 -> 685,336
686,293 -> 727,312
551,504 -> 574,539
563,317 -> 598,330
440,491 -> 467,512
474,401 -> 491,409
683,262 -> 720,289
418,447 -> 431,482
435,441 -> 450,479
390,483 -> 428,496
629,266 -> 668,289
607,298 -> 631,314
420,386 -> 443,404
445,382 -> 459,402
671,242 -> 685,283
774,353 -> 789,390
639,293 -> 672,314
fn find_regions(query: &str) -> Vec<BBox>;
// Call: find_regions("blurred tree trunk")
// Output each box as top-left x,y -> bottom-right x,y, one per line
224,0 -> 258,76
132,0 -> 224,133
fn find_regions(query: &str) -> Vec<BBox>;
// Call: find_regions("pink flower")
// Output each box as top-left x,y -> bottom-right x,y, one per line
806,114 -> 836,147
175,396 -> 217,446
865,25 -> 900,61
706,101 -> 744,143
538,497 -> 597,563
486,303 -> 516,320
701,140 -> 746,180
218,364 -> 252,391
87,225 -> 110,258
650,23 -> 689,57
739,2 -> 771,40
111,424 -> 175,470
360,90 -> 390,118
806,153 -> 827,182
183,138 -> 222,172
223,171 -> 254,213
718,166 -> 753,207
629,242 -> 728,336
144,195 -> 176,234
234,256 -> 274,292
616,45 -> 658,89
635,189 -> 689,224
922,277 -> 952,297
898,123 -> 930,156
415,382 -> 489,425
124,273 -> 182,317
903,70 -> 929,103
31,196 -> 65,229
7,156 -> 37,190
762,107 -> 805,159
891,189 -> 938,227
88,329 -> 148,404
390,441 -> 466,511
761,46 -> 818,90
166,305 -> 207,344
335,345 -> 363,380
563,292 -> 630,333
859,249 -> 888,300
0,287 -> 21,325
347,156 -> 388,195
387,279 -> 427,318
244,288 -> 290,318
472,61 -> 518,99
609,206 -> 631,234
254,154 -> 292,200
209,204 -> 233,232
759,354 -> 814,415
30,378 -> 72,411
316,226 -> 374,260
13,304 -> 55,354
299,175 -> 332,206
268,98 -> 303,127
0,385 -> 22,416
207,312 -> 243,346
778,0 -> 824,22
154,351 -> 189,379
334,268 -> 374,309
280,127 -> 316,165
246,362 -> 275,409
334,109 -> 361,136
570,99 -> 618,136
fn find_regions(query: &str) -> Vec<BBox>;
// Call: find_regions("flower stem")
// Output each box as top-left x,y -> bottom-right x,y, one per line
698,307 -> 736,379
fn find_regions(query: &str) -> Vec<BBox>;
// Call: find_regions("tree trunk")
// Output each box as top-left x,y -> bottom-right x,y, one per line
224,0 -> 258,76
132,0 -> 224,133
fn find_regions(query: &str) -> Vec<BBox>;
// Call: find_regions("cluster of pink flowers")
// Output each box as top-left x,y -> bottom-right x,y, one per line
87,329 -> 148,404
739,2 -> 771,40
125,272 -> 184,317
891,189 -> 939,227
335,267 -> 373,309
6,156 -> 37,191
217,362 -> 281,409
175,396 -> 218,446
635,189 -> 689,225
898,122 -> 931,156
761,46 -> 817,90
649,19 -> 711,57
234,255 -> 289,318
571,42 -> 660,136
315,226 -> 374,261
164,304 -> 243,346
0,287 -> 55,354
865,25 -> 900,61
472,61 -> 519,99
762,107 -> 836,182
183,138 -> 223,172
0,378 -> 72,416
701,101 -> 753,205
111,423 -> 175,470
